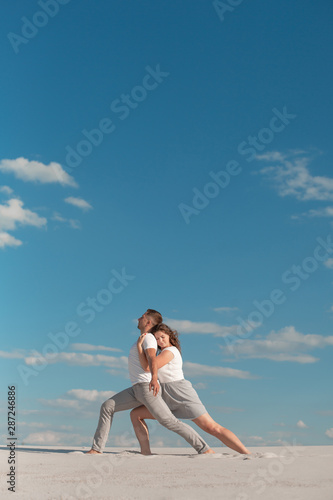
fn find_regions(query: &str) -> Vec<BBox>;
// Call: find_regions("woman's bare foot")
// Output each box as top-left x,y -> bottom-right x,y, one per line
202,448 -> 215,454
85,449 -> 102,455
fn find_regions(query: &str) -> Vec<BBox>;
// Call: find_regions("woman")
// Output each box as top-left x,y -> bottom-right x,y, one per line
130,323 -> 250,456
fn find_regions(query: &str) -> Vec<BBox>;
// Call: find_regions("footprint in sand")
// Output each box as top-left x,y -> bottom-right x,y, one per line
243,452 -> 280,460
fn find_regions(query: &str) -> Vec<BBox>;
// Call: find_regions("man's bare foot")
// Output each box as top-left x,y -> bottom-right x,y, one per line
85,449 -> 102,455
140,451 -> 152,456
202,448 -> 215,454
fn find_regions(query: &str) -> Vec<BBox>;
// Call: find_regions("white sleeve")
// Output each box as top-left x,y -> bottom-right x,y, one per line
142,334 -> 157,351
164,346 -> 176,359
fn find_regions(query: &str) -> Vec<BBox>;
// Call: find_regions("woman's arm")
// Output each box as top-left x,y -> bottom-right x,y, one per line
137,335 -> 175,371
155,349 -> 174,369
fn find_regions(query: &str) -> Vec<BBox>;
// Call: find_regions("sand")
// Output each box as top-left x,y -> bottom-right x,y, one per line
1,445 -> 333,499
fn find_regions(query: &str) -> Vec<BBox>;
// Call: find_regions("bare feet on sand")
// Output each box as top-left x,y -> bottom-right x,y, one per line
86,449 -> 102,455
203,449 -> 215,454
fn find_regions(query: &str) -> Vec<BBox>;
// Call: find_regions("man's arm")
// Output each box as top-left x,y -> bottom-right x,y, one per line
145,348 -> 159,396
137,334 -> 150,372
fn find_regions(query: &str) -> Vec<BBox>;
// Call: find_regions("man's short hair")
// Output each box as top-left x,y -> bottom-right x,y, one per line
146,309 -> 163,326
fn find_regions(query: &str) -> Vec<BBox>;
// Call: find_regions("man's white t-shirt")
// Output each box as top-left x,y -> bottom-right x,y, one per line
128,333 -> 157,385
157,346 -> 184,383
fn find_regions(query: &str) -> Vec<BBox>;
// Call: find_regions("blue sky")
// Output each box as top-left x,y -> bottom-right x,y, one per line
1,0 -> 333,449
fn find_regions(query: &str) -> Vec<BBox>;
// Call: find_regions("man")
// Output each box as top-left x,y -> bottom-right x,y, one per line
87,309 -> 211,454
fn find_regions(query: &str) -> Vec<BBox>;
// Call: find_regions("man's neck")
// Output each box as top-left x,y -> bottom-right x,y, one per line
139,328 -> 150,335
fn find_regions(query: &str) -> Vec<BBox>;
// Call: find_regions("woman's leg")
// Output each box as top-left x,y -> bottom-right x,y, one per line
192,413 -> 251,454
130,405 -> 155,455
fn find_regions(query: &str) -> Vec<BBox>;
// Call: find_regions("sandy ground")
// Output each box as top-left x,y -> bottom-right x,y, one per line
1,445 -> 333,499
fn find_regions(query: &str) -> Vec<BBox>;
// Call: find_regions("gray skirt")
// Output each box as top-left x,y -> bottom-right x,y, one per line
160,379 -> 207,419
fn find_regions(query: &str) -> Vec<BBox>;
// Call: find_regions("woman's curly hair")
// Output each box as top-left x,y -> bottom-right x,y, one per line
150,323 -> 181,353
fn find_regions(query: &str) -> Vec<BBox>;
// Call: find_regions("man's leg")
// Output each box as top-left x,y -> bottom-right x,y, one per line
90,386 -> 141,453
133,384 -> 211,454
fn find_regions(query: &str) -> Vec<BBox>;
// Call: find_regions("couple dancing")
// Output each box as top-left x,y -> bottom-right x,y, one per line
87,309 -> 250,456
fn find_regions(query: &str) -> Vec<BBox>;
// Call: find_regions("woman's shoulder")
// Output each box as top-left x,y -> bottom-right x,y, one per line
164,346 -> 181,356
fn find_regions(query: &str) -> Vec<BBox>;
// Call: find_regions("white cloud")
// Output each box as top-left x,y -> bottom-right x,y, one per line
20,409 -> 39,415
256,152 -> 333,202
267,430 -> 293,440
209,406 -> 244,413
220,326 -> 333,363
106,368 -> 130,379
325,428 -> 333,439
256,151 -> 286,162
59,425 -> 74,431
212,307 -> 239,313
69,219 -> 81,229
64,196 -> 92,211
52,212 -> 66,223
247,435 -> 264,442
0,349 -> 25,359
71,343 -> 122,353
317,410 -> 333,416
51,212 -> 81,230
38,389 -> 116,416
0,232 -> 22,248
0,198 -> 47,249
165,318 -> 257,337
113,434 -> 139,447
183,361 -> 257,379
152,439 -> 165,447
67,389 -> 115,402
0,348 -> 128,375
246,435 -> 301,447
23,431 -> 63,445
0,198 -> 47,231
295,206 -> 333,219
324,258 -> 333,270
0,185 -> 13,195
22,431 -> 86,446
296,420 -> 308,429
18,421 -> 47,428
193,382 -> 207,390
24,351 -> 128,369
0,157 -> 77,187
39,398 -> 82,409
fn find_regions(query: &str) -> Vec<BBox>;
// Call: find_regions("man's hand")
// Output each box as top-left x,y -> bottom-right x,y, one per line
149,377 -> 159,396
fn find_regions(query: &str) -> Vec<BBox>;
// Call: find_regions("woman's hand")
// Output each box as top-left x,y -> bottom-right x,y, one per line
137,333 -> 147,348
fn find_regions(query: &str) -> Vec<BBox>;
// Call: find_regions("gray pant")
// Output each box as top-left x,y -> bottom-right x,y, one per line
92,383 -> 210,453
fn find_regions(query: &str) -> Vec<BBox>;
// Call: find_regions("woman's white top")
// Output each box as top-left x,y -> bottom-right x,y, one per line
158,346 -> 184,383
